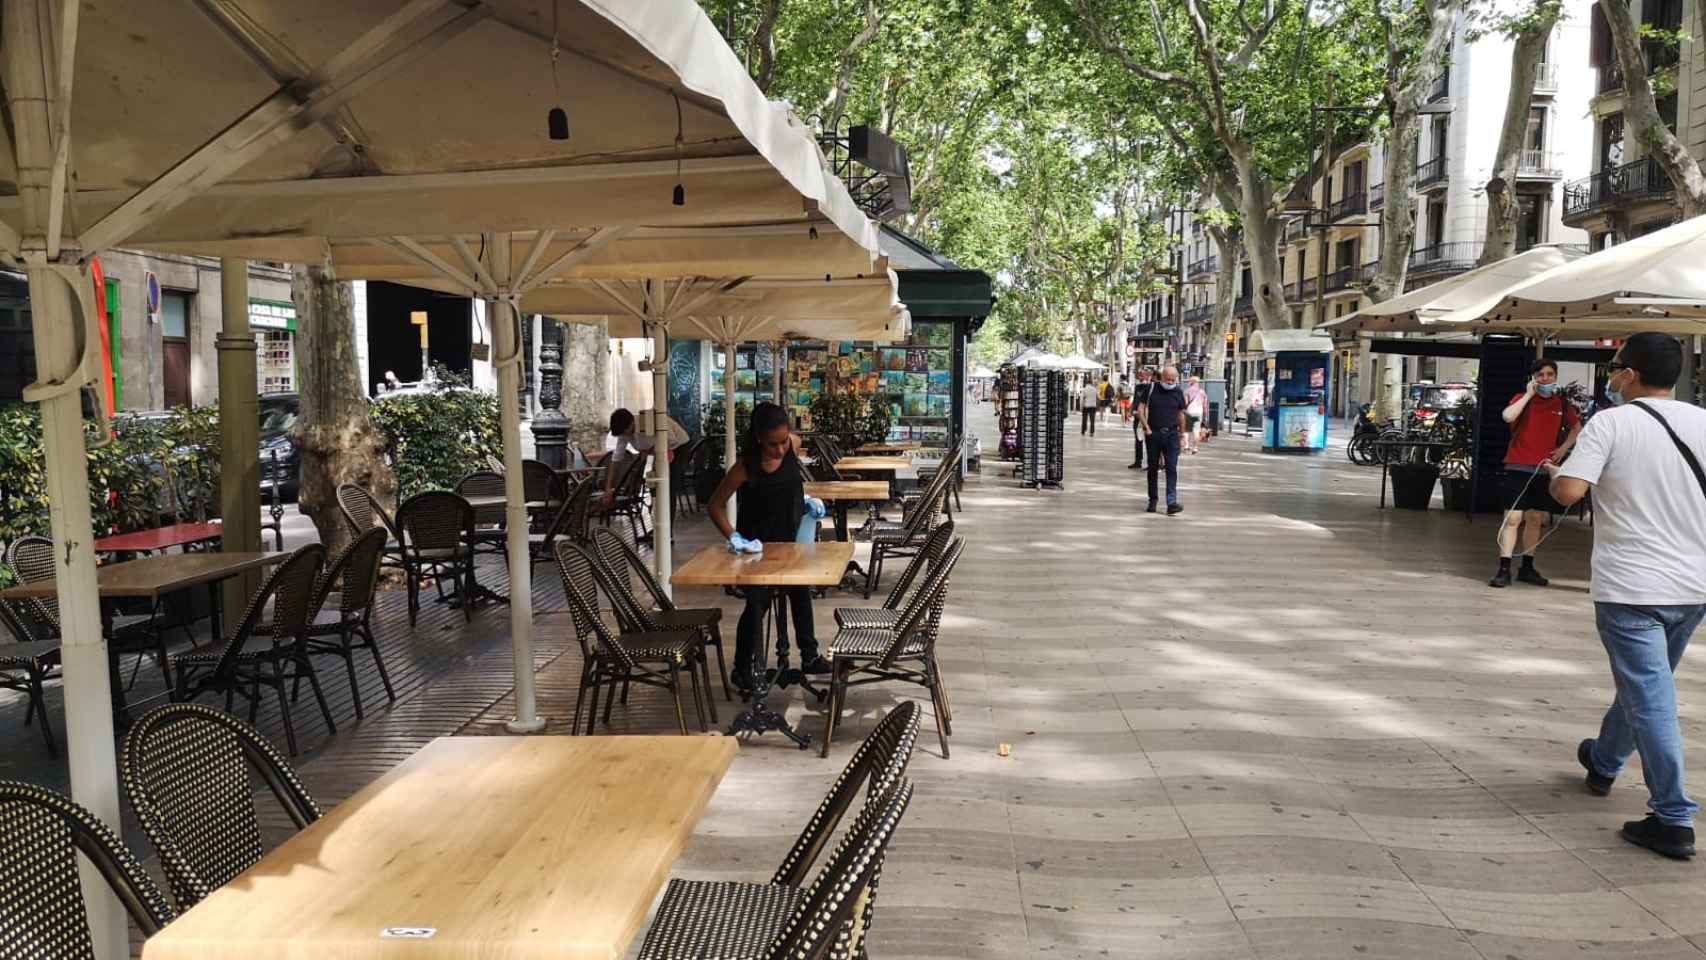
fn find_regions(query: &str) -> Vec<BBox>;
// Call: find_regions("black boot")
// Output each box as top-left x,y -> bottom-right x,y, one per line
1622,815 -> 1696,859
1489,558 -> 1512,588
1517,557 -> 1550,586
1578,739 -> 1614,796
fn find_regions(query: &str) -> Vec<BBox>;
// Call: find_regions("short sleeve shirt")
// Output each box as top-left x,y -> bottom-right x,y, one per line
1143,386 -> 1190,433
1505,392 -> 1580,467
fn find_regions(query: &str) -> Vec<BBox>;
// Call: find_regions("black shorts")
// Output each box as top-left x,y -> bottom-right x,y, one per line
1502,467 -> 1561,513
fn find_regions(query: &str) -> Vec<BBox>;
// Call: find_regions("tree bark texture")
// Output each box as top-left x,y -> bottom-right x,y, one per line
1205,225 -> 1243,377
1481,7 -> 1559,265
1601,0 -> 1706,217
293,257 -> 395,553
1233,157 -> 1290,330
559,318 -> 611,455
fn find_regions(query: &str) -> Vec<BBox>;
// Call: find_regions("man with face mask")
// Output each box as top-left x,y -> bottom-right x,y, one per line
1547,333 -> 1706,859
1490,358 -> 1582,588
1138,366 -> 1189,514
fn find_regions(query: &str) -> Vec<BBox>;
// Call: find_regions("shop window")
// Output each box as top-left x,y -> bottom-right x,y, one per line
160,290 -> 191,408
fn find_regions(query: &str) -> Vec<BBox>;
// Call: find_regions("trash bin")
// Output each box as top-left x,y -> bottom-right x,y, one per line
1389,463 -> 1440,510
1208,401 -> 1221,437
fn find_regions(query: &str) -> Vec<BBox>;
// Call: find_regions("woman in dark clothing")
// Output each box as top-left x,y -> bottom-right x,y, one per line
707,402 -> 829,693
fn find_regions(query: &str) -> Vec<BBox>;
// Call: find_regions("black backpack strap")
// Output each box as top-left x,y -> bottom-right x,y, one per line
1630,400 -> 1706,499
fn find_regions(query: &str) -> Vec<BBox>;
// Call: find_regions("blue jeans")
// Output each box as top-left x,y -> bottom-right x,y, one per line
1589,602 -> 1706,826
1147,429 -> 1180,506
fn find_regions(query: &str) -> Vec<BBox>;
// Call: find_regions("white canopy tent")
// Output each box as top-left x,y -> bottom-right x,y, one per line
1059,353 -> 1106,371
1319,245 -> 1589,336
0,2 -> 881,951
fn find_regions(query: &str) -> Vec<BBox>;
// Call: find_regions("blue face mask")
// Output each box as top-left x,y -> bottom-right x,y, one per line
1606,386 -> 1625,406
1536,383 -> 1558,398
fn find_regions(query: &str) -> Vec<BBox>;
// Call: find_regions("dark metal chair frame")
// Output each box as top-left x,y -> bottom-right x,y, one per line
553,541 -> 706,736
589,526 -> 730,707
298,527 -> 396,720
0,599 -> 61,755
824,539 -> 964,758
120,702 -> 322,910
394,490 -> 477,626
528,479 -> 588,579
5,534 -> 174,692
861,468 -> 951,598
833,520 -> 955,633
171,544 -> 336,756
596,451 -> 652,542
0,779 -> 176,953
455,470 -> 509,558
334,483 -> 407,577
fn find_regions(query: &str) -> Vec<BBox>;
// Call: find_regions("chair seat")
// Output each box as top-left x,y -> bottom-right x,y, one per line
607,632 -> 699,663
636,878 -> 802,960
830,627 -> 926,660
412,545 -> 470,561
833,607 -> 900,630
0,640 -> 60,670
872,526 -> 915,546
652,608 -> 722,630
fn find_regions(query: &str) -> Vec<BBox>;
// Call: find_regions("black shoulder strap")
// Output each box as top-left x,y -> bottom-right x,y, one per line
1630,400 -> 1706,499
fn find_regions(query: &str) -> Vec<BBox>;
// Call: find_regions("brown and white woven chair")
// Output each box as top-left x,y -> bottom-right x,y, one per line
860,466 -> 950,599
0,598 -> 60,755
120,702 -> 322,910
394,491 -> 477,626
637,778 -> 914,960
5,534 -> 170,691
590,526 -> 730,707
553,541 -> 706,736
833,520 -> 954,633
334,483 -> 406,577
0,779 -> 176,954
298,528 -> 395,720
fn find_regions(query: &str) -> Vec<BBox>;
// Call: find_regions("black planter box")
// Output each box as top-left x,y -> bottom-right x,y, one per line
1390,464 -> 1440,510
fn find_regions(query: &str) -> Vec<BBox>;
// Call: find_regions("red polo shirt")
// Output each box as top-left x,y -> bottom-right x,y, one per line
1505,392 -> 1580,467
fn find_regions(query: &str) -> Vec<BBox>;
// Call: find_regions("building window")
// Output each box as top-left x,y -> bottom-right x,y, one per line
160,290 -> 192,409
1525,107 -> 1547,154
1344,160 -> 1365,195
1517,194 -> 1545,250
1426,197 -> 1446,249
1600,112 -> 1624,169
1430,115 -> 1449,159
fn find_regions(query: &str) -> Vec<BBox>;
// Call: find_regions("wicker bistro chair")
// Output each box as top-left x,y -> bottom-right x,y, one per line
527,485 -> 584,580
394,491 -> 477,626
120,703 -> 322,910
860,468 -> 950,599
520,458 -> 564,521
335,483 -> 406,577
833,520 -> 955,633
297,528 -> 396,720
823,539 -> 965,758
553,541 -> 707,736
0,599 -> 61,754
594,452 -> 652,542
171,544 -> 336,757
637,778 -> 914,960
681,438 -> 714,511
0,780 -> 176,956
590,527 -> 730,708
5,535 -> 171,691
455,470 -> 509,558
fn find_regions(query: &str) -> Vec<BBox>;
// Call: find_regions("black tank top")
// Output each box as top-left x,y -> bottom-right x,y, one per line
736,448 -> 804,543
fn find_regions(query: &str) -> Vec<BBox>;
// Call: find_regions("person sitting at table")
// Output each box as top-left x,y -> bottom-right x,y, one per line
707,402 -> 830,694
602,408 -> 691,509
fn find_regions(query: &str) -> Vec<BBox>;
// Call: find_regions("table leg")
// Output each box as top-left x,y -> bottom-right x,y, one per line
836,503 -> 868,590
724,592 -> 812,748
1380,461 -> 1389,509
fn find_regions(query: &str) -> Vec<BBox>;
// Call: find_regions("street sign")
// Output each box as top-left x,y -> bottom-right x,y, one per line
145,271 -> 160,320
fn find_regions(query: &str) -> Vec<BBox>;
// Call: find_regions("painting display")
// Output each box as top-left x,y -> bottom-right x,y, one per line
779,320 -> 959,444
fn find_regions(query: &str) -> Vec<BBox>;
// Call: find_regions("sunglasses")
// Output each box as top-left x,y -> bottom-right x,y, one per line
1607,361 -> 1630,372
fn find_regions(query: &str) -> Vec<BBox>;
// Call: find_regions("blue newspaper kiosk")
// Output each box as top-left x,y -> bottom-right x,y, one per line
1250,329 -> 1332,454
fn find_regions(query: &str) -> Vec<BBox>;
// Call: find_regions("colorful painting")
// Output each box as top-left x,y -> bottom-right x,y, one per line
927,370 -> 951,395
736,351 -> 751,370
862,372 -> 879,392
927,394 -> 951,417
905,350 -> 928,373
857,351 -> 874,374
880,347 -> 907,371
888,400 -> 903,420
903,392 -> 928,417
880,370 -> 906,392
904,372 -> 926,394
794,389 -> 814,407
736,368 -> 757,390
928,349 -> 950,371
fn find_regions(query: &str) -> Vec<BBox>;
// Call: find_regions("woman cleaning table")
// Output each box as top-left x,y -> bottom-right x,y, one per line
707,402 -> 830,694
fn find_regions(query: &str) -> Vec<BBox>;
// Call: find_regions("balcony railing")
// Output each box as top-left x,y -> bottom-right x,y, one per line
1328,191 -> 1368,221
1409,241 -> 1484,275
1563,156 -> 1674,221
1369,182 -> 1385,208
1284,218 -> 1306,242
1183,305 -> 1213,326
1426,72 -> 1450,102
1417,156 -> 1448,189
1297,276 -> 1319,300
1517,149 -> 1562,178
1233,293 -> 1255,315
1598,42 -> 1678,95
1533,62 -> 1560,93
1324,265 -> 1359,293
1186,255 -> 1219,278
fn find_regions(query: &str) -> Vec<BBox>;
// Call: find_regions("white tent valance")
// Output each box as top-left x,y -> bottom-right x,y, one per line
1320,245 -> 1588,335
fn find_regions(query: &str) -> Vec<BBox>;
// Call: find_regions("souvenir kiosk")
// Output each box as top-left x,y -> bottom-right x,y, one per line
1249,329 -> 1331,454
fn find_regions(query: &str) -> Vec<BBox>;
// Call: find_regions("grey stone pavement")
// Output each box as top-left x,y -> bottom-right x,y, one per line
5,400 -> 1706,959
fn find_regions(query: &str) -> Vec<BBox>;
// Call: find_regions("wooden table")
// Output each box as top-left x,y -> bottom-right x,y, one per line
675,543 -> 854,748
94,520 -> 225,555
804,481 -> 890,541
856,441 -> 922,454
833,456 -> 913,472
140,735 -> 738,960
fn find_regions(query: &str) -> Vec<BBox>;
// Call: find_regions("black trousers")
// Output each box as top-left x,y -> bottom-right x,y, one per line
735,586 -> 818,676
1081,408 -> 1096,435
1133,424 -> 1146,466
1147,429 -> 1182,505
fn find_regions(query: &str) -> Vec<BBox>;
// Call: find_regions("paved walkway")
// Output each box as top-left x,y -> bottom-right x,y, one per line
8,402 -> 1706,959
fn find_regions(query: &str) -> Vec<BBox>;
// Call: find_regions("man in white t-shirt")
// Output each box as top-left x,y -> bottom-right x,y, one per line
1547,332 -> 1706,860
603,408 -> 691,509
1079,380 -> 1100,436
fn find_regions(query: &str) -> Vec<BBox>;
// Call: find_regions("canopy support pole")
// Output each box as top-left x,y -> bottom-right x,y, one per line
645,279 -> 673,597
724,339 -> 739,528
217,258 -> 261,624
5,2 -> 125,955
485,233 -> 544,733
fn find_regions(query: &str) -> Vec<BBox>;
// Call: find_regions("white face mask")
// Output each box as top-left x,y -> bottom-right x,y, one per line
1160,381 -> 1179,391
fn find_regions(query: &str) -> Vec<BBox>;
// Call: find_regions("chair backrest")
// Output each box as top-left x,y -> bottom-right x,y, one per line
455,470 -> 506,524
615,451 -> 649,497
335,483 -> 374,538
881,519 -> 955,611
588,528 -> 670,630
765,779 -> 914,960
397,491 -> 475,555
552,541 -> 637,672
4,535 -> 60,633
0,780 -> 176,953
898,471 -> 950,540
215,544 -> 326,678
562,476 -> 596,544
880,537 -> 964,669
521,459 -> 560,504
313,527 -> 387,623
0,597 -> 49,646
120,703 -> 321,910
772,701 -> 919,887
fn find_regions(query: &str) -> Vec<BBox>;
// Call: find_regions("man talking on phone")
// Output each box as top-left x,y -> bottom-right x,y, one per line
1547,333 -> 1706,859
1490,358 -> 1581,588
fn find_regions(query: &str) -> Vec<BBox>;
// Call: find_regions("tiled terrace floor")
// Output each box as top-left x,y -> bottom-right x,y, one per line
6,402 -> 1705,959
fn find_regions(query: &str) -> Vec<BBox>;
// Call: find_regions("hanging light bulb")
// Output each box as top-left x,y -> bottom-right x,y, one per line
672,91 -> 686,206
547,0 -> 568,140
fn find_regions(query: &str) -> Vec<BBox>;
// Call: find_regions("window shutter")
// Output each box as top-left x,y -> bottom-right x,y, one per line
1589,2 -> 1610,67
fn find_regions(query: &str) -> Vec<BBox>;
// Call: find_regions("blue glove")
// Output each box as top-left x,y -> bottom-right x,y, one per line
727,532 -> 763,554
804,495 -> 827,519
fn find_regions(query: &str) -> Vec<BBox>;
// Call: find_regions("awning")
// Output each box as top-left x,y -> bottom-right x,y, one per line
1319,245 -> 1588,335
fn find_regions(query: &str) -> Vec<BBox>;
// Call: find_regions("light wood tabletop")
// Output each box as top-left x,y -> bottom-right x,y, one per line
672,541 -> 857,587
856,441 -> 922,453
140,735 -> 737,960
804,481 -> 891,501
0,551 -> 285,601
833,456 -> 913,472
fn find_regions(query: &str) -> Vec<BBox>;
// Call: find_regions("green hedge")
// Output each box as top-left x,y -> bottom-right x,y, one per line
0,403 -> 221,545
369,372 -> 501,500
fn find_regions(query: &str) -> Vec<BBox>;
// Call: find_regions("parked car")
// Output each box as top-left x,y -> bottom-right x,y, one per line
258,392 -> 301,502
1234,382 -> 1265,420
1410,382 -> 1475,430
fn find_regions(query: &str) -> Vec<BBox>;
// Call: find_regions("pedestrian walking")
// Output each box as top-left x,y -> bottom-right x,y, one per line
1098,378 -> 1113,425
1080,378 -> 1100,435
1183,376 -> 1208,454
1128,368 -> 1153,469
1139,366 -> 1188,514
1547,333 -> 1706,860
1490,358 -> 1582,588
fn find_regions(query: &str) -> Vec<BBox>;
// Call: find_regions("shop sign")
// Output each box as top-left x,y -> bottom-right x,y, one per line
249,298 -> 296,331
